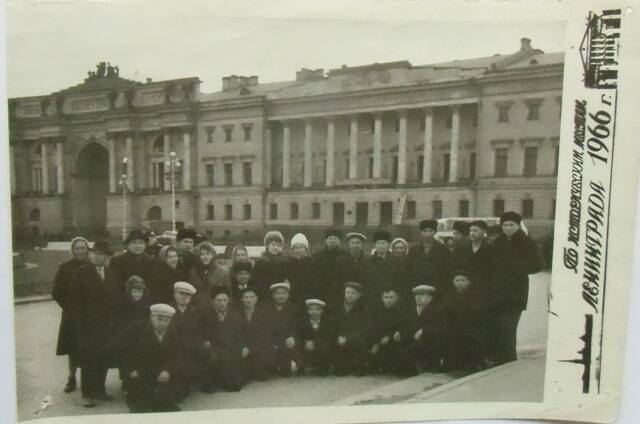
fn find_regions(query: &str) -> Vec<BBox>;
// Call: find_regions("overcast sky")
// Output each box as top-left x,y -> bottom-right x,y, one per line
5,0 -> 566,98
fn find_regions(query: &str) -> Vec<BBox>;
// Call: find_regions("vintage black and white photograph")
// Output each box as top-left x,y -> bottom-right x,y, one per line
3,1 -> 639,423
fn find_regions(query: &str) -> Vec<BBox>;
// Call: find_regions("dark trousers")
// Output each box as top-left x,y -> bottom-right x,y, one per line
492,309 -> 523,364
334,341 -> 367,375
80,365 -> 108,398
124,377 -> 179,413
210,358 -> 249,392
301,343 -> 333,374
273,343 -> 301,376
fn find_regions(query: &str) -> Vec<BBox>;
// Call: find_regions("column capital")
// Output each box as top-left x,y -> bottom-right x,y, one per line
449,103 -> 461,112
396,108 -> 408,117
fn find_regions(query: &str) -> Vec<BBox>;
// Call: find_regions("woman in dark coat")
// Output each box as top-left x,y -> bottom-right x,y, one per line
151,246 -> 189,304
52,236 -> 90,393
287,233 -> 313,306
190,241 -> 231,311
252,231 -> 289,300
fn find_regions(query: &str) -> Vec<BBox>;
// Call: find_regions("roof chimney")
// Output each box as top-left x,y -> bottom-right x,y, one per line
520,37 -> 532,51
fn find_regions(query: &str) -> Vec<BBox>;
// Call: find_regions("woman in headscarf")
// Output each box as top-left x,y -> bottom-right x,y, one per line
151,245 -> 189,304
390,237 -> 412,303
52,236 -> 90,393
287,233 -> 312,307
190,241 -> 231,310
230,244 -> 251,266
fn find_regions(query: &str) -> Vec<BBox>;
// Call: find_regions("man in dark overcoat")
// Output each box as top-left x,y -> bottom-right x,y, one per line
109,304 -> 185,413
489,211 -> 542,364
299,299 -> 335,376
68,240 -> 117,407
310,228 -> 349,308
267,281 -> 302,376
368,230 -> 394,311
407,219 -> 452,297
109,230 -> 157,309
237,287 -> 277,381
205,286 -> 249,392
401,284 -> 443,373
176,228 -> 199,275
450,220 -> 493,290
333,282 -> 367,376
52,236 -> 90,393
339,232 -> 374,307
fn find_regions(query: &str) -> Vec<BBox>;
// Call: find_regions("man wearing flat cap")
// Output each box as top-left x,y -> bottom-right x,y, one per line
368,229 -> 394,311
339,232 -> 373,308
109,229 -> 156,310
489,211 -> 541,364
68,240 -> 117,407
109,304 -> 184,412
168,282 -> 210,395
267,281 -> 302,376
401,284 -> 443,374
333,282 -> 367,376
310,227 -> 349,309
299,299 -> 335,376
237,287 -> 277,381
407,219 -> 452,297
451,220 -> 493,292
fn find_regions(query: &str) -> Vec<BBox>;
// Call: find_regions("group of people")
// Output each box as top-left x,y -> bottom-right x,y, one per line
52,210 -> 541,413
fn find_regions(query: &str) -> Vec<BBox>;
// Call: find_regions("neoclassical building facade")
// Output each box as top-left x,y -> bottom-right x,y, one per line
8,38 -> 563,241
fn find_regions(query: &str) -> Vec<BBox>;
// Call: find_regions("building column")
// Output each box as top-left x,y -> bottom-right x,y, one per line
397,109 -> 407,184
373,112 -> 382,178
449,105 -> 460,183
183,129 -> 191,190
125,134 -> 134,191
41,141 -> 49,194
163,132 -> 171,192
56,141 -> 65,194
304,119 -> 313,187
326,117 -> 335,187
282,121 -> 291,188
349,115 -> 358,179
422,108 -> 434,183
108,136 -> 117,193
264,123 -> 272,187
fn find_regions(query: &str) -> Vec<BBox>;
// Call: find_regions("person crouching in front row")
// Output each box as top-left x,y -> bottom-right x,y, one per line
268,281 -> 302,376
109,304 -> 184,413
333,282 -> 367,376
403,284 -> 443,374
299,299 -> 334,376
237,287 -> 277,381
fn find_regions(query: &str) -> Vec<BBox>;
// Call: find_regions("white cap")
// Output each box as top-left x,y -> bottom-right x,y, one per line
412,284 -> 436,295
346,232 -> 367,242
270,281 -> 291,292
174,281 -> 197,295
305,298 -> 327,308
290,233 -> 309,249
150,303 -> 176,317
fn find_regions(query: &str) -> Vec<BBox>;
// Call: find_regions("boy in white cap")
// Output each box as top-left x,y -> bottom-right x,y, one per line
253,230 -> 289,299
109,304 -> 183,413
267,281 -> 301,376
299,299 -> 335,376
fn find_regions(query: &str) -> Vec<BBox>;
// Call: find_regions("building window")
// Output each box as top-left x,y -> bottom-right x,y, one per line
206,127 -> 215,143
355,202 -> 368,225
29,208 -> 40,221
493,199 -> 505,217
420,116 -> 426,131
152,162 -> 165,190
152,137 -> 164,154
147,206 -> 162,221
224,126 -> 233,143
494,148 -> 509,177
243,125 -> 253,141
432,200 -> 443,219
224,163 -> 233,186
369,120 -> 376,134
243,204 -> 252,220
394,118 -> 400,133
224,204 -> 233,220
445,113 -> 452,129
206,204 -> 214,220
417,155 -> 424,181
312,202 -> 321,219
443,154 -> 450,180
554,146 -> 560,176
290,203 -> 299,220
392,156 -> 399,182
472,112 -> 478,127
224,230 -> 231,237
368,156 -> 374,179
380,202 -> 393,225
498,106 -> 510,123
242,162 -> 252,186
31,167 -> 43,192
527,103 -> 541,121
270,203 -> 278,220
469,152 -> 477,178
206,164 -> 215,187
522,199 -> 534,219
345,157 -> 350,179
406,200 -> 416,220
459,200 -> 470,217
523,146 -> 538,177
206,230 -> 213,237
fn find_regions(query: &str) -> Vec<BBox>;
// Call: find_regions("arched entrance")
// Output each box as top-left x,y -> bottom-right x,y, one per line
73,142 -> 109,236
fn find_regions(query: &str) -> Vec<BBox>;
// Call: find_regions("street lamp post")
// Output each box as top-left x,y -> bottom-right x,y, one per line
165,151 -> 182,233
119,157 -> 129,242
